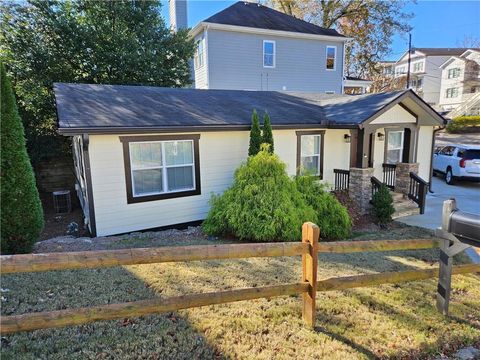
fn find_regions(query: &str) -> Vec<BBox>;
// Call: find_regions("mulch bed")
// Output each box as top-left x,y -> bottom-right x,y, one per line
39,192 -> 89,241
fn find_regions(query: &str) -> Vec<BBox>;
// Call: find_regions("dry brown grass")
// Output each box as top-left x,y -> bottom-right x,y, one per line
1,232 -> 479,359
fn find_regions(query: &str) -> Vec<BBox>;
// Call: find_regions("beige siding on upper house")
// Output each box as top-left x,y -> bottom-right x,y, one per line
370,105 -> 416,125
88,129 -> 350,236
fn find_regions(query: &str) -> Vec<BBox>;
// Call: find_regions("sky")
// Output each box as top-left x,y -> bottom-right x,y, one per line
161,0 -> 480,61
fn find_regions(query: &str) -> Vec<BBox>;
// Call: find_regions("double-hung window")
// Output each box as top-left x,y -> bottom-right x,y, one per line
386,130 -> 404,164
446,87 -> 459,98
447,68 -> 460,79
413,62 -> 423,72
326,46 -> 336,70
121,135 -> 201,203
194,38 -> 204,69
263,40 -> 275,68
296,131 -> 324,178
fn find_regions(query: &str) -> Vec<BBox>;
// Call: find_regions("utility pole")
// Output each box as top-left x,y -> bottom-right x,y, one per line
406,33 -> 412,90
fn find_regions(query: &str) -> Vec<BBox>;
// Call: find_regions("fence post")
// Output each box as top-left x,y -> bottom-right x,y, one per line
436,199 -> 456,315
302,222 -> 320,328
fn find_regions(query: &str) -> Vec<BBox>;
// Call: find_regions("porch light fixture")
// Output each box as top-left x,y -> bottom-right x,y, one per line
343,134 -> 351,143
377,132 -> 385,141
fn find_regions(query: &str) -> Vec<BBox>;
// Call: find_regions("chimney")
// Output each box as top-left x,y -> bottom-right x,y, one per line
169,0 -> 188,32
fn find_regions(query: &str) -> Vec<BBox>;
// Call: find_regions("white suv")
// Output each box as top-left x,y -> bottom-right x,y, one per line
433,144 -> 480,185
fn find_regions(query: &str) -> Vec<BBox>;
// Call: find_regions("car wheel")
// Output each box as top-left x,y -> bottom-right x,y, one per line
445,168 -> 454,185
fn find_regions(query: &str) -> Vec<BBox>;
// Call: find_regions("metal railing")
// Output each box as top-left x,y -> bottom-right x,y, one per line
382,163 -> 396,190
408,172 -> 428,214
333,169 -> 350,191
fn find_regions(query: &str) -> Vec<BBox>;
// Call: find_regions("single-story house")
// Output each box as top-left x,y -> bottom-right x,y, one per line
54,84 -> 445,236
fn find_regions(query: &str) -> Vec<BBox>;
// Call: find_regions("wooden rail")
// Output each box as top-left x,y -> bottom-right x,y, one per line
0,239 -> 438,274
2,264 -> 478,335
408,172 -> 428,214
0,223 -> 478,335
382,163 -> 396,190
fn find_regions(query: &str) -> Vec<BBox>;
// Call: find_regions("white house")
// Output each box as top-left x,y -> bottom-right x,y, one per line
55,84 -> 444,237
176,1 -> 349,94
393,48 -> 474,108
438,49 -> 480,117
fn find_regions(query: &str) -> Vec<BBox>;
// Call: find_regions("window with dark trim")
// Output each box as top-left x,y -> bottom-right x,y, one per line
296,131 -> 325,178
120,134 -> 201,204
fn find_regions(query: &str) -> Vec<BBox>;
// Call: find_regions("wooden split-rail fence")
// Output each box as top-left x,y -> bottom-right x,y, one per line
1,222 -> 479,334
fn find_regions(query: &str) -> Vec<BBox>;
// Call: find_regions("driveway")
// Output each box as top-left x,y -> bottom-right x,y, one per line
398,176 -> 480,261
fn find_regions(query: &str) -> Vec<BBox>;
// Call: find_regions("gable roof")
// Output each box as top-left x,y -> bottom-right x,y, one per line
440,49 -> 480,69
201,1 -> 344,38
54,84 -> 442,135
413,48 -> 478,56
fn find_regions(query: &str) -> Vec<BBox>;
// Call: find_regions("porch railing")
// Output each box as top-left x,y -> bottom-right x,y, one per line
382,163 -> 396,190
371,176 -> 382,199
333,169 -> 350,191
408,172 -> 428,214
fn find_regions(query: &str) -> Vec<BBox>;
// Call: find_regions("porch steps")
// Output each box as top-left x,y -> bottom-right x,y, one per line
391,191 -> 420,219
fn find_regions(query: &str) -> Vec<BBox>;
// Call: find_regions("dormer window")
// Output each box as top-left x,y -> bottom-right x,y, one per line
326,46 -> 336,70
263,40 -> 275,68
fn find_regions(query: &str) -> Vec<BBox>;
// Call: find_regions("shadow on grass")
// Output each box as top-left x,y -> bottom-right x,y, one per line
313,325 -> 378,359
0,266 -> 230,360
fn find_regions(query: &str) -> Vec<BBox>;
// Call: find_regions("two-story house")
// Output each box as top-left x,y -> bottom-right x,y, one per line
393,48 -> 473,108
182,1 -> 349,93
438,49 -> 480,117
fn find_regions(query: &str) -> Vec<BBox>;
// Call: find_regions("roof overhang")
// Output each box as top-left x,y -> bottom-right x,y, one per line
343,79 -> 372,87
359,90 -> 445,128
190,21 -> 351,42
58,122 -> 358,136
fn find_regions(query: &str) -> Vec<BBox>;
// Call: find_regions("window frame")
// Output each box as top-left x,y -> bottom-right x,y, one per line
446,87 -> 459,98
263,40 -> 276,68
385,130 -> 404,164
325,46 -> 337,71
194,37 -> 205,69
296,130 -> 325,179
120,134 -> 201,204
413,61 -> 423,72
447,68 -> 460,79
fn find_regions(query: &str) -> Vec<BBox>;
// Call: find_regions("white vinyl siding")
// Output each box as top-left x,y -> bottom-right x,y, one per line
326,46 -> 336,70
263,40 -> 275,68
88,129 -> 350,236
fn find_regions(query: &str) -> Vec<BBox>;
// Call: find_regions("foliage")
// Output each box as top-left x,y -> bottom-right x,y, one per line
262,112 -> 274,153
294,175 -> 351,240
371,184 -> 395,224
446,116 -> 480,133
248,109 -> 262,156
0,0 -> 195,164
1,63 -> 44,254
203,148 -> 316,242
268,0 -> 412,78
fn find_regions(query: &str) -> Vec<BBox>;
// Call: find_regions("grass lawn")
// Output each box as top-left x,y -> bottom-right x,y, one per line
1,228 -> 479,359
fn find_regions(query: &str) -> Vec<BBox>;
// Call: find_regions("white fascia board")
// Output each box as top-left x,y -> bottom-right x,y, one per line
344,79 -> 373,87
439,56 -> 460,69
191,21 -> 351,42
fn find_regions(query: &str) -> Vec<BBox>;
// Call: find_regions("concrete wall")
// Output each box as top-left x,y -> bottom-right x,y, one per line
88,128 -> 350,236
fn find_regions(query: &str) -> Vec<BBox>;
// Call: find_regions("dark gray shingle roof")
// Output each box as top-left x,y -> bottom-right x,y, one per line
54,83 -> 407,133
203,1 -> 344,38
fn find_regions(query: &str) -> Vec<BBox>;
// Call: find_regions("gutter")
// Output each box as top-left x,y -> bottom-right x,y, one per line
57,123 -> 359,136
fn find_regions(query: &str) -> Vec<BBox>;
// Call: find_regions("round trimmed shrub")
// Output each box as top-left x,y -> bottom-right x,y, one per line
1,63 -> 44,254
372,184 -> 395,224
202,148 -> 316,242
294,175 -> 352,240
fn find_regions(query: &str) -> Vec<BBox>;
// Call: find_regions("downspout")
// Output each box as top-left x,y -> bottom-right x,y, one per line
428,124 -> 446,193
341,41 -> 346,94
205,25 -> 210,89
